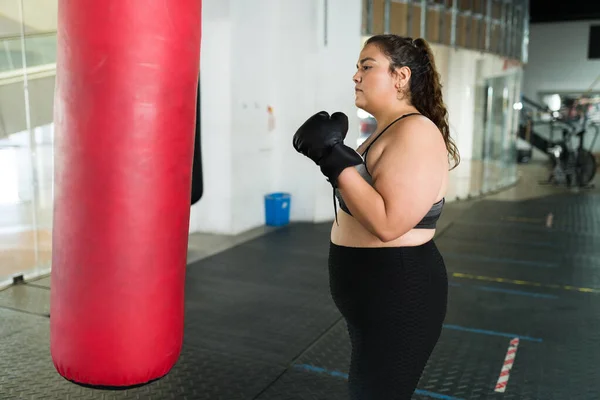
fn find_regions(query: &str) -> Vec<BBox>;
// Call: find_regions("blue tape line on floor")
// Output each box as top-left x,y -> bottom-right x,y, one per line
449,282 -> 559,299
443,324 -> 543,342
292,364 -> 464,400
443,252 -> 557,268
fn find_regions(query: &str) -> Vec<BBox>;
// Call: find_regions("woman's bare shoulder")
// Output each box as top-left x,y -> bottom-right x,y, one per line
372,115 -> 445,162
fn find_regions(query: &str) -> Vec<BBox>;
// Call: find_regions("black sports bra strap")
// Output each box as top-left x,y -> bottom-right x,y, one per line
362,112 -> 421,158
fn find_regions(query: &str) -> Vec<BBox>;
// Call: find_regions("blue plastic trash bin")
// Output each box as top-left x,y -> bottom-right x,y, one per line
264,192 -> 291,226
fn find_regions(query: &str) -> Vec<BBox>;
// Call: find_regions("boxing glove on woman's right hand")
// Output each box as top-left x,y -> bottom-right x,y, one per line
292,111 -> 348,164
292,111 -> 363,188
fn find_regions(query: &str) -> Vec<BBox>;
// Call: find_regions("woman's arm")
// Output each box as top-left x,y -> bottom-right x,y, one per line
336,118 -> 446,242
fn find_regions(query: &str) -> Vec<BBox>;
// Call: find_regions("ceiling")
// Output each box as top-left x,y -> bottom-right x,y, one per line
529,0 -> 600,23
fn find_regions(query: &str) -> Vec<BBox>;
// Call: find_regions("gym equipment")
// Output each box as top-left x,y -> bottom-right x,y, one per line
519,96 -> 598,188
545,119 -> 598,188
50,0 -> 202,387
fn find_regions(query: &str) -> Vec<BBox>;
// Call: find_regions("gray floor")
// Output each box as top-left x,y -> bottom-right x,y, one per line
2,163 -> 600,399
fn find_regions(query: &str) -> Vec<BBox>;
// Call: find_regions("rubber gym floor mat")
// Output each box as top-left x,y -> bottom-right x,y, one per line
439,246 -> 600,291
440,216 -> 600,253
0,308 -> 284,400
429,197 -> 600,398
438,222 -> 589,252
3,192 -> 600,399
437,236 -> 561,267
444,283 -> 548,342
499,335 -> 600,400
183,225 -> 340,366
0,223 -> 339,399
257,318 -> 521,400
436,204 -> 600,291
253,320 -> 352,400
442,254 -> 599,292
257,280 -> 600,399
257,194 -> 600,399
255,366 -> 351,400
456,194 -> 600,235
0,307 -> 44,338
444,275 -> 600,346
417,328 -> 531,400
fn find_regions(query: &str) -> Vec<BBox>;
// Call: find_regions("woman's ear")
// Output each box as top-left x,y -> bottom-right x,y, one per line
395,65 -> 412,90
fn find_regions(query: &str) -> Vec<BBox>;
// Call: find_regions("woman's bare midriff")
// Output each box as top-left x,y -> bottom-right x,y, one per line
329,202 -> 439,248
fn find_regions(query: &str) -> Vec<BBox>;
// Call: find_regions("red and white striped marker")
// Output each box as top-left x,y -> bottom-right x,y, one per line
494,338 -> 520,393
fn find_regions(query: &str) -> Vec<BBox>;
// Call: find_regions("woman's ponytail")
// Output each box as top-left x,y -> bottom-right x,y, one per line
365,35 -> 460,170
411,38 -> 460,170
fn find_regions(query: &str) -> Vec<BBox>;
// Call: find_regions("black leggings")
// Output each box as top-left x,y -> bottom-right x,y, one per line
328,240 -> 448,400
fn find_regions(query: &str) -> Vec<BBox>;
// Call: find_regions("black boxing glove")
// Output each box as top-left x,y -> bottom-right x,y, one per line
292,111 -> 362,187
319,142 -> 363,187
293,111 -> 348,164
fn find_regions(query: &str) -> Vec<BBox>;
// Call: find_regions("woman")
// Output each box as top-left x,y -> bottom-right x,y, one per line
293,34 -> 460,399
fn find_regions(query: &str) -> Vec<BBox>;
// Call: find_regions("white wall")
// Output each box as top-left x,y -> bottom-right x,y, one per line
188,14 -> 233,235
444,48 -> 477,160
190,0 -> 363,235
0,0 -> 58,36
524,20 -> 600,99
431,43 -> 515,161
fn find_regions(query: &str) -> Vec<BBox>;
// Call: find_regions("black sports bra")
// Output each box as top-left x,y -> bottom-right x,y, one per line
333,113 -> 445,229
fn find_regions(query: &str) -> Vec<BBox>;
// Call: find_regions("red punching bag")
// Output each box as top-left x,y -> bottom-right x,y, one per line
50,0 -> 202,387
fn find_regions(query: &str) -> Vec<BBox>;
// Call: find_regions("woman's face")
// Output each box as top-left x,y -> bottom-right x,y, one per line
353,44 -> 409,115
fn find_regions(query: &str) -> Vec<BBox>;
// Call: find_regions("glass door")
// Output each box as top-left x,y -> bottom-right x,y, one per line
0,0 -> 56,287
481,70 -> 521,193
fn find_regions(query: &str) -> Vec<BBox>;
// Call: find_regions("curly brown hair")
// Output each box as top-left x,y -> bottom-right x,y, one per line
365,34 -> 460,170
